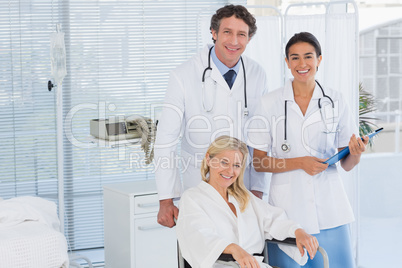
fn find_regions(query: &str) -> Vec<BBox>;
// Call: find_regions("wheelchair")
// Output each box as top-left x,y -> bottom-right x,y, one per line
178,237 -> 329,268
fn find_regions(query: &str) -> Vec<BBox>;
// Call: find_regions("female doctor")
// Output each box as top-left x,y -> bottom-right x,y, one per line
248,32 -> 369,267
176,135 -> 318,268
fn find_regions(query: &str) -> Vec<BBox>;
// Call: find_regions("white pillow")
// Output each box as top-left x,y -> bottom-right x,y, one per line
0,196 -> 60,231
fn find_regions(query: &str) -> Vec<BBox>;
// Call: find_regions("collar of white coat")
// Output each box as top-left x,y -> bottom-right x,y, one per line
283,78 -> 323,102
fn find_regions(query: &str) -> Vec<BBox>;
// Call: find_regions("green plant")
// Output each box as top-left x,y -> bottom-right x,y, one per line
359,82 -> 378,147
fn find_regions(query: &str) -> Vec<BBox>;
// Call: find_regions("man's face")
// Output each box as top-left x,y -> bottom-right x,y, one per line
211,15 -> 250,68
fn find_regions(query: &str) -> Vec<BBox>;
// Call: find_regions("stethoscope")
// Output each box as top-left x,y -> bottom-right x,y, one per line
281,80 -> 336,152
202,46 -> 249,117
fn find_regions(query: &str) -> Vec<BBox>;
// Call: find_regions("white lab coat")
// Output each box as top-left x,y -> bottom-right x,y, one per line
176,181 -> 307,268
247,79 -> 358,234
154,45 -> 268,200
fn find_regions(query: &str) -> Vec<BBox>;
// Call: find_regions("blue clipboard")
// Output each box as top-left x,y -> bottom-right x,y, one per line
323,128 -> 383,166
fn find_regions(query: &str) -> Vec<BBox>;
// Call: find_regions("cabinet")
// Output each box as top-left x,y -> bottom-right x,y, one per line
103,180 -> 177,268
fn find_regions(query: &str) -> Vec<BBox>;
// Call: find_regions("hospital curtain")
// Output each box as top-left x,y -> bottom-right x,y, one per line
244,15 -> 283,92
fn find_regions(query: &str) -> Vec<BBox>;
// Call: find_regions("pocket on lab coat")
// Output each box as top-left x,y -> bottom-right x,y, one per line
304,119 -> 338,157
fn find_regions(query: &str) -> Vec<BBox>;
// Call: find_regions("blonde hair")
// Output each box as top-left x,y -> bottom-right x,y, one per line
201,135 -> 250,212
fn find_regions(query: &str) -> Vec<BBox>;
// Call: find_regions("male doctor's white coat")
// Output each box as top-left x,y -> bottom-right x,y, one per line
154,45 -> 268,200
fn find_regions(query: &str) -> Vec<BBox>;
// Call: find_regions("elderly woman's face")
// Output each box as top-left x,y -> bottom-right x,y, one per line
207,150 -> 243,191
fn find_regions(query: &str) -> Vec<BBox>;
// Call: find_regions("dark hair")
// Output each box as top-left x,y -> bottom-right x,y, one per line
210,5 -> 257,43
285,32 -> 322,59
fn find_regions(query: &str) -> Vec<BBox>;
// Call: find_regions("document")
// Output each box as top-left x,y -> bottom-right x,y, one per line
323,128 -> 383,166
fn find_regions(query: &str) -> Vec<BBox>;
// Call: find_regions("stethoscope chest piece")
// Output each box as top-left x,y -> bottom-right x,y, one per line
281,142 -> 291,152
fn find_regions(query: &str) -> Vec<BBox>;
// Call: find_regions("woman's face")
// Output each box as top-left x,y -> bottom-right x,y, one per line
285,41 -> 322,84
207,150 -> 243,192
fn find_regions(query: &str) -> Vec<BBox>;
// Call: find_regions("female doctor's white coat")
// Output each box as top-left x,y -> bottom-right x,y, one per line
154,45 -> 268,200
247,79 -> 358,234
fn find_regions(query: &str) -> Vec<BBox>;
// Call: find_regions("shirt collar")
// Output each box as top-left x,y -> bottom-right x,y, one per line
211,46 -> 241,76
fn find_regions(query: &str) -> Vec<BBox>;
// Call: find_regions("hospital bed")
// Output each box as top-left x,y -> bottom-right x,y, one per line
0,196 -> 69,268
178,237 -> 329,268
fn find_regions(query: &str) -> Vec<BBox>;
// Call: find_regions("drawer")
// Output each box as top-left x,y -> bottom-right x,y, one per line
134,194 -> 160,214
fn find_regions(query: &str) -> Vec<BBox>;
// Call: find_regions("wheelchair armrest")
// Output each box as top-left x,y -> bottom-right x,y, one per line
215,239 -> 297,263
266,237 -> 297,246
217,253 -> 236,262
216,238 -> 329,268
266,238 -> 329,268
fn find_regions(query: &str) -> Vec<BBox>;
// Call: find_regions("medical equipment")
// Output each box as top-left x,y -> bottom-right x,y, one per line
202,46 -> 249,117
323,127 -> 383,165
282,80 -> 335,152
90,116 -> 155,164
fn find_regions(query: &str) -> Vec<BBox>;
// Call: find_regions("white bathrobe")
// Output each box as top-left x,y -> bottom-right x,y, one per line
176,181 -> 307,268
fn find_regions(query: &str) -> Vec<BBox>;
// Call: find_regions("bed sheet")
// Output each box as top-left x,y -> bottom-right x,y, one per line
0,221 -> 69,268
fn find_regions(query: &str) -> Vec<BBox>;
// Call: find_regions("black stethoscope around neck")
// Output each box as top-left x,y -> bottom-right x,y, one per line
201,46 -> 249,117
281,80 -> 335,153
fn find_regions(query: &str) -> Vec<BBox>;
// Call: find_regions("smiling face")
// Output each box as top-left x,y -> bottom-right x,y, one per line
285,41 -> 322,84
207,150 -> 243,193
211,15 -> 250,68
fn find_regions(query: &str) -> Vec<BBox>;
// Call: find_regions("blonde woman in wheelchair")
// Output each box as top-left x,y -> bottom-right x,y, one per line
176,136 -> 318,268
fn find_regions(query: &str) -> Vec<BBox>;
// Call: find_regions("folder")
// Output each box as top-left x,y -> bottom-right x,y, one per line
323,128 -> 383,166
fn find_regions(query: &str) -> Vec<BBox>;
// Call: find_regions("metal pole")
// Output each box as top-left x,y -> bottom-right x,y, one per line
395,111 -> 401,153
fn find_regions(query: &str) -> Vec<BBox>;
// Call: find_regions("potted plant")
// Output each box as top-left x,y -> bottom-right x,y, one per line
359,82 -> 378,147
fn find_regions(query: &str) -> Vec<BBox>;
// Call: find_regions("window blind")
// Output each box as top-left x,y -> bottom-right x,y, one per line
0,1 -> 59,202
360,21 -> 402,123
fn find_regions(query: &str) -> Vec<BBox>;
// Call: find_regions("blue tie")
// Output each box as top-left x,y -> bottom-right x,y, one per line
224,70 -> 236,89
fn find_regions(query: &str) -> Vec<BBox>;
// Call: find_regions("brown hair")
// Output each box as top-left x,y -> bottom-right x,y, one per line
210,5 -> 257,43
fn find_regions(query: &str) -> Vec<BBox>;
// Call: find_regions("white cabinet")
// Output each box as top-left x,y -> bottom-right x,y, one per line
103,180 -> 177,268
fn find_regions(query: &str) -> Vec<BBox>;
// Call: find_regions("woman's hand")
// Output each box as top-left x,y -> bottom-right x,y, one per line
299,156 -> 328,176
295,228 -> 319,260
348,134 -> 369,156
340,134 -> 369,171
224,243 -> 260,268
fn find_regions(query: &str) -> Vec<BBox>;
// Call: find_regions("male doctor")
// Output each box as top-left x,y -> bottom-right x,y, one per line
154,4 -> 269,228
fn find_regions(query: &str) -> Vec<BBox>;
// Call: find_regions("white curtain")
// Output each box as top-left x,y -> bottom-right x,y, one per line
244,16 -> 283,92
284,15 -> 327,82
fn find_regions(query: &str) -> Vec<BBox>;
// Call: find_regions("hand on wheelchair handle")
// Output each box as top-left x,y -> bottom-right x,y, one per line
295,228 -> 319,260
157,199 -> 179,228
224,243 -> 260,268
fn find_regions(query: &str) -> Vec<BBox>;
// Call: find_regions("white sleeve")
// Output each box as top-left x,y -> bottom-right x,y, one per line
176,192 -> 231,268
154,70 -> 185,200
246,98 -> 272,153
245,147 -> 268,194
